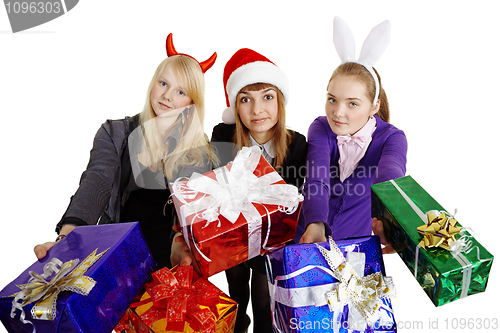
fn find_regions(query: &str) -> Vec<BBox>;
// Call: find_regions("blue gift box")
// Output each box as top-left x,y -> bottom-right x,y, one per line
265,236 -> 396,333
0,222 -> 156,333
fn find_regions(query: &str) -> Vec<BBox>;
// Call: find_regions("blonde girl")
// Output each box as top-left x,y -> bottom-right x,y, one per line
34,34 -> 217,270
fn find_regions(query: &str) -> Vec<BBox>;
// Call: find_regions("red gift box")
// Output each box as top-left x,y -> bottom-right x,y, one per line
171,146 -> 303,278
115,266 -> 237,333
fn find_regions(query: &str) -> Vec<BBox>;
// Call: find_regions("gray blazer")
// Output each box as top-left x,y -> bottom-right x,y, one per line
56,114 -> 142,233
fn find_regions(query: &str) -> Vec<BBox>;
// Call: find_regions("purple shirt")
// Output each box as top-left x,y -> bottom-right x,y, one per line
300,115 -> 407,240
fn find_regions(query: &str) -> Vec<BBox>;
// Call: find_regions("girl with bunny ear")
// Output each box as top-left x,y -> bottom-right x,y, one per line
298,17 -> 407,247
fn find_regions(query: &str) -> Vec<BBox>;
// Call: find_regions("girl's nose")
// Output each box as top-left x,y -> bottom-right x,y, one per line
334,105 -> 345,117
252,99 -> 264,114
163,89 -> 172,101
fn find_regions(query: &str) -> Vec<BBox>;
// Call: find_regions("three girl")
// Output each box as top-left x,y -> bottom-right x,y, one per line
34,18 -> 405,332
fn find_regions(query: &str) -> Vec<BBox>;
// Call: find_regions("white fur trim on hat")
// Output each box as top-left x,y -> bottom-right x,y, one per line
223,61 -> 289,124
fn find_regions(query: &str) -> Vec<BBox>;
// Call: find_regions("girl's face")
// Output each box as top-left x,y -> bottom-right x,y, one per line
237,87 -> 279,144
150,63 -> 193,116
325,75 -> 379,136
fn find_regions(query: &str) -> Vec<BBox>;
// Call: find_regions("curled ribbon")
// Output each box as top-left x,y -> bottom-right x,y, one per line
171,146 -> 303,261
132,266 -> 220,332
10,248 -> 108,333
316,237 -> 395,331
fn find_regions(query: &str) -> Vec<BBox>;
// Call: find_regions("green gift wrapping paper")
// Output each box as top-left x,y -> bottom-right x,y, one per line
371,175 -> 494,307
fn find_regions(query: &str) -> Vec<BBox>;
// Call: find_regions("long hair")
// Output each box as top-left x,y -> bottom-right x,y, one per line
233,82 -> 291,169
139,55 -> 215,180
327,62 -> 390,122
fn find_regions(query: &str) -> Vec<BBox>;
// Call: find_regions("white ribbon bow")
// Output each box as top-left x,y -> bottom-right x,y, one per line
172,146 -> 303,261
317,238 -> 395,331
267,239 -> 395,333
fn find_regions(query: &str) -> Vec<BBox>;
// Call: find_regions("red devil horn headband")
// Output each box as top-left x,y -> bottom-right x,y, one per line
166,33 -> 217,73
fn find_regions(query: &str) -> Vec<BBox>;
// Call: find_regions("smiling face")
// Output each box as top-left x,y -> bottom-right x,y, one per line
236,86 -> 279,144
325,75 -> 379,136
150,62 -> 193,116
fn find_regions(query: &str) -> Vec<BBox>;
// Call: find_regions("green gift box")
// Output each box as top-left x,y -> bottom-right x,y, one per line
371,175 -> 494,306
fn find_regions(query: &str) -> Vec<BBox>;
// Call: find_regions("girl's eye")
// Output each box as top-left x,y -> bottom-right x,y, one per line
160,81 -> 167,87
240,96 -> 250,103
349,102 -> 358,107
177,90 -> 186,96
328,97 -> 336,103
264,94 -> 273,100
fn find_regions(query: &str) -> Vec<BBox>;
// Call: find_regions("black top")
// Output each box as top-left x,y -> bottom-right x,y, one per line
121,166 -> 174,269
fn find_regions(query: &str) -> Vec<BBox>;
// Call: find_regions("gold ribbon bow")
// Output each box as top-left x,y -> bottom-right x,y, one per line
417,211 -> 461,251
11,249 -> 108,332
316,238 -> 394,330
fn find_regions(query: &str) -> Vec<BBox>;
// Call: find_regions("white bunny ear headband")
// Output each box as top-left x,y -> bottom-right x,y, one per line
333,16 -> 391,105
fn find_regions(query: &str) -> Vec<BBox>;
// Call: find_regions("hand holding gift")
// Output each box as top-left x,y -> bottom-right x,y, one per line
298,221 -> 327,244
371,218 -> 395,254
170,231 -> 193,267
33,224 -> 77,260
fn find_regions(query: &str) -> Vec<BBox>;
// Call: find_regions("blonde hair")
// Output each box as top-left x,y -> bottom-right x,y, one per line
233,82 -> 291,169
139,55 -> 216,180
328,62 -> 390,122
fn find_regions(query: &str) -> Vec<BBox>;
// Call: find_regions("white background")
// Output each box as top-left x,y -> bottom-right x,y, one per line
1,1 -> 499,332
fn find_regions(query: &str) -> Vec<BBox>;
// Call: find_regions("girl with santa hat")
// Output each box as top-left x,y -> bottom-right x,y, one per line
213,48 -> 307,333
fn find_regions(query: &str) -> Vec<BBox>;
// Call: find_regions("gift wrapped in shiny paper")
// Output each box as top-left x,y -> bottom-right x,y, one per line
266,236 -> 397,333
0,222 -> 156,333
371,175 -> 494,306
115,265 -> 237,333
171,146 -> 303,278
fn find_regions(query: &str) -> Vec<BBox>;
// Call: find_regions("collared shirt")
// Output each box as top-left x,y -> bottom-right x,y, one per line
249,134 -> 276,165
337,116 -> 377,182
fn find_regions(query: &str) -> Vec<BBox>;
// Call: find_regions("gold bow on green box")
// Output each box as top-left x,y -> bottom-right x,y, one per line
417,211 -> 461,251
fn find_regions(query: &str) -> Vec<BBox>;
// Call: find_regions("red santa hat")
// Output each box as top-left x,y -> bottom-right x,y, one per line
222,48 -> 289,124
